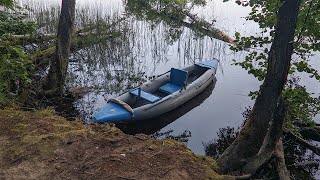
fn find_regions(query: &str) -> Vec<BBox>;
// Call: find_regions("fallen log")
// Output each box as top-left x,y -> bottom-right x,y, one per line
168,4 -> 234,43
0,33 -> 56,46
29,30 -> 122,63
1,17 -> 127,46
30,46 -> 55,64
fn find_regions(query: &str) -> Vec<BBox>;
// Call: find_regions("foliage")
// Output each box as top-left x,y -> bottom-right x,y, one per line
0,0 -> 14,8
284,77 -> 320,127
124,0 -> 216,43
0,46 -> 33,100
203,127 -> 238,159
229,0 -> 320,126
0,1 -> 35,104
0,11 -> 35,36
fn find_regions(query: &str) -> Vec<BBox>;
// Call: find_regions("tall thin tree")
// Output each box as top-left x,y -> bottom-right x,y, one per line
45,0 -> 76,94
217,0 -> 302,173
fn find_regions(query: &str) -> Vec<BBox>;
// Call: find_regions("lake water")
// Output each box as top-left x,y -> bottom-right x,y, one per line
21,0 -> 319,157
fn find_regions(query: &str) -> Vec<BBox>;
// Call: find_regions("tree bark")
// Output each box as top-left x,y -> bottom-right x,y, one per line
274,139 -> 290,180
217,0 -> 301,172
242,97 -> 286,174
44,0 -> 76,95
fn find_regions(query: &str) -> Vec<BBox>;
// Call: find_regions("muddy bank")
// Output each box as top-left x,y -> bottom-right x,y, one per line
0,109 -> 228,180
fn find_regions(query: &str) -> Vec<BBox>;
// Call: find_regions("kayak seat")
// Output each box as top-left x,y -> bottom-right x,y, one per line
159,68 -> 188,94
130,89 -> 161,103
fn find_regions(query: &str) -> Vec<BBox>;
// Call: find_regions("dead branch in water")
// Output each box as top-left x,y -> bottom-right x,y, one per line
160,4 -> 234,43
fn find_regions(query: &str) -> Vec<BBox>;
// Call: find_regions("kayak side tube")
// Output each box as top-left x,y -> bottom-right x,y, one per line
132,68 -> 216,120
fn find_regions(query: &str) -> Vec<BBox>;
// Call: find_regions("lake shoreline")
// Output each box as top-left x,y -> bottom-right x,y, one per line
0,109 -> 223,179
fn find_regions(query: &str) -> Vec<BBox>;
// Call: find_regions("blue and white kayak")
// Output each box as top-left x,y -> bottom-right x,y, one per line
94,59 -> 219,123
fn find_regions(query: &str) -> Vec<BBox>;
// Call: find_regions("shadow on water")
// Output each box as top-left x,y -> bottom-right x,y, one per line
117,81 -> 216,135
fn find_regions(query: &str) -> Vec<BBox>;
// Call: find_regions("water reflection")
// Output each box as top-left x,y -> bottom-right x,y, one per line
21,0 -> 257,154
117,81 -> 216,135
53,1 -> 227,123
16,0 -> 320,178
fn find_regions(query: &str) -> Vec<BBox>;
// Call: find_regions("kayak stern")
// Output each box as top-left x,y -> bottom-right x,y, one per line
94,102 -> 133,123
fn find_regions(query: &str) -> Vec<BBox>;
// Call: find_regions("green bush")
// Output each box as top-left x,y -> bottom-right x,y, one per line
0,46 -> 33,104
0,1 -> 35,105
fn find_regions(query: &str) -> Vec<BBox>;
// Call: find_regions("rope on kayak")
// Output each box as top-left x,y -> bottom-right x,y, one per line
108,98 -> 135,120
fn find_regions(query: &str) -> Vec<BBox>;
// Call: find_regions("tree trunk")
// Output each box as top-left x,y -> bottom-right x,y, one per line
44,0 -> 76,95
217,0 -> 301,172
242,97 -> 286,174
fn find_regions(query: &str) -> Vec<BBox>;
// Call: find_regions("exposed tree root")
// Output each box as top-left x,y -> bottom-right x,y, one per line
274,139 -> 290,180
242,97 -> 286,175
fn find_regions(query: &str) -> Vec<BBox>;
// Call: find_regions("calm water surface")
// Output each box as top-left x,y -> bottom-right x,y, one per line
22,0 -> 319,156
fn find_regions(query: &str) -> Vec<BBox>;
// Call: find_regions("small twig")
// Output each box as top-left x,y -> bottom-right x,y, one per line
221,174 -> 252,180
110,158 -> 125,163
150,149 -> 163,158
11,152 -> 32,164
116,176 -> 137,180
84,171 -> 95,175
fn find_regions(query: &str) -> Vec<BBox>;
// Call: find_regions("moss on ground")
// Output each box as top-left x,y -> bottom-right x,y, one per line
0,109 -> 226,180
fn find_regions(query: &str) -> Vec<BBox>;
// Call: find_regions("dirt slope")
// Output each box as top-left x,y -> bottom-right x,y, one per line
0,109 -> 228,180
